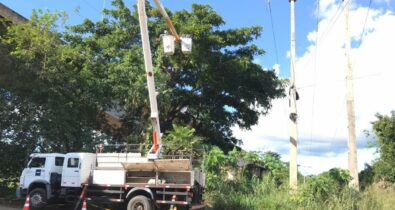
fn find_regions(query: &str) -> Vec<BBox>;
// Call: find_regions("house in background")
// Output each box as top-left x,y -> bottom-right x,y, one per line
227,157 -> 268,180
0,3 -> 27,25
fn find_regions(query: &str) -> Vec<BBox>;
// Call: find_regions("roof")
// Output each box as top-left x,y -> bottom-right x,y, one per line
236,157 -> 266,169
30,153 -> 65,157
0,3 -> 27,24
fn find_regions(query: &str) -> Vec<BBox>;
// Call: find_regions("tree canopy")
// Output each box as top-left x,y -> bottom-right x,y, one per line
0,0 -> 284,177
370,111 -> 395,182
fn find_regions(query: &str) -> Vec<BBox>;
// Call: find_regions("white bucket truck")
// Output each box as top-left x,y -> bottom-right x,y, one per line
17,146 -> 205,210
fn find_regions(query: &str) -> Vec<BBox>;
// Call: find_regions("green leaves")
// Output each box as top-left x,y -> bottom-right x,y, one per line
155,4 -> 284,149
0,10 -> 112,156
370,111 -> 395,182
299,168 -> 353,205
1,1 -> 285,179
63,1 -> 285,149
162,124 -> 202,155
202,146 -> 288,191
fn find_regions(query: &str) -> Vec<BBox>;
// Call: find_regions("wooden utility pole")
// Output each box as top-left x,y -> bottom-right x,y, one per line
343,0 -> 359,189
289,0 -> 298,190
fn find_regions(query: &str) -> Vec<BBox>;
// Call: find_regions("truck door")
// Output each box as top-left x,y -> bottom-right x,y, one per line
24,157 -> 47,188
62,156 -> 81,187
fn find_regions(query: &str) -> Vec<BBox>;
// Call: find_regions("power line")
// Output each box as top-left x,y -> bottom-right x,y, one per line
303,0 -> 351,70
358,0 -> 372,46
297,73 -> 381,89
102,0 -> 107,20
309,0 -> 320,154
317,0 -> 348,43
81,0 -> 102,14
266,0 -> 279,64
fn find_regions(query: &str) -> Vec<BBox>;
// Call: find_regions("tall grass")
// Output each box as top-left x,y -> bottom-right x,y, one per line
205,177 -> 393,210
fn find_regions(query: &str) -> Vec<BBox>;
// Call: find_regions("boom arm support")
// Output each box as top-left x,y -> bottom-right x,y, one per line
152,0 -> 181,41
136,0 -> 162,159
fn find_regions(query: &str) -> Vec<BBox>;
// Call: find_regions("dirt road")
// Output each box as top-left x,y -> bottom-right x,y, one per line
0,204 -> 18,210
0,203 -> 73,210
0,203 -> 118,210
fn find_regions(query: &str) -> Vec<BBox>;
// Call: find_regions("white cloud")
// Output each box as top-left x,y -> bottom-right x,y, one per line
318,0 -> 338,18
292,148 -> 378,175
273,64 -> 280,76
234,3 -> 395,175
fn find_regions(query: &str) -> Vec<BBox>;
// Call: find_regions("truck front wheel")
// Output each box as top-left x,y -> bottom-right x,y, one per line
127,195 -> 153,210
29,188 -> 47,209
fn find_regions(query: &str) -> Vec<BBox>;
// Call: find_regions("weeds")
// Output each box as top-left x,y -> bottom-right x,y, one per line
205,176 -> 391,210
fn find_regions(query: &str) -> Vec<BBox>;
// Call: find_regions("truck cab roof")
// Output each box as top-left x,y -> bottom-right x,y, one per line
29,153 -> 65,158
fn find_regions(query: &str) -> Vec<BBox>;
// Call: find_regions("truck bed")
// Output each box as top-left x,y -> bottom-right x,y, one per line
92,153 -> 205,187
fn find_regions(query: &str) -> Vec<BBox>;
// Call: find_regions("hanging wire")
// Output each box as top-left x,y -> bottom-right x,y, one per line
102,0 -> 107,20
303,0 -> 351,70
358,0 -> 372,46
297,73 -> 381,89
81,0 -> 102,14
309,0 -> 320,155
266,0 -> 280,64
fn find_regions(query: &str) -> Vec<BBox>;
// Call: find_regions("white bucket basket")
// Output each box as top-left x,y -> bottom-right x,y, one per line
163,35 -> 175,55
181,37 -> 192,53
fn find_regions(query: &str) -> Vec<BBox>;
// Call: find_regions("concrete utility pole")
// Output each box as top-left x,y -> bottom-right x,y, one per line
289,0 -> 298,190
136,0 -> 162,158
343,0 -> 359,189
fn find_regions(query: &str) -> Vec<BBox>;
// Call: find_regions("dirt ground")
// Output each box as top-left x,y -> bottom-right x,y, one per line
0,204 -> 19,210
0,202 -> 119,210
0,203 -> 78,210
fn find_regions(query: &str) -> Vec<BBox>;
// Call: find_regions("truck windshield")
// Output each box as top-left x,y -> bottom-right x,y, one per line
29,157 -> 46,168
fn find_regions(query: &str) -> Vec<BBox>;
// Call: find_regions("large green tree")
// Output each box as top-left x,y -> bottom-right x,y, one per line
155,4 -> 285,150
0,0 -> 284,170
0,11 -> 111,153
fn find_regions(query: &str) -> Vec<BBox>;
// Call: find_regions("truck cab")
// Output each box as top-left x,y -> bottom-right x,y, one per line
18,153 -> 65,207
17,153 -> 96,209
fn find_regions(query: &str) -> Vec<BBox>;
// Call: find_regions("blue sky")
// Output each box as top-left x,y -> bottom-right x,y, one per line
1,0 -> 324,78
2,0 -> 387,78
2,0 -> 395,174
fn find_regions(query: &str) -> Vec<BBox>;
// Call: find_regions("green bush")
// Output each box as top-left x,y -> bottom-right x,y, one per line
0,178 -> 18,198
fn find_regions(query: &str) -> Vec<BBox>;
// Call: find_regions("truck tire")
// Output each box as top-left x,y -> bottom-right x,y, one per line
127,195 -> 153,210
29,188 -> 47,209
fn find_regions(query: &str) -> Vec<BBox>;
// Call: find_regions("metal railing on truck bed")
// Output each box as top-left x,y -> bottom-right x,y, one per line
94,144 -> 204,168
92,144 -> 205,187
